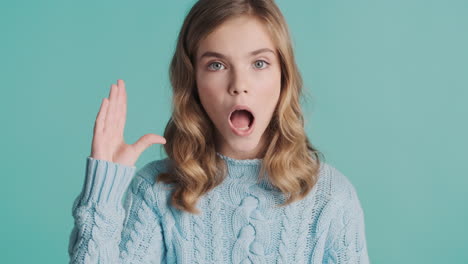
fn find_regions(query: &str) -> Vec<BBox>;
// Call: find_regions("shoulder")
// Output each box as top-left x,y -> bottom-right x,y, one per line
315,163 -> 370,262
131,157 -> 174,213
134,157 -> 173,185
307,161 -> 366,237
314,161 -> 362,209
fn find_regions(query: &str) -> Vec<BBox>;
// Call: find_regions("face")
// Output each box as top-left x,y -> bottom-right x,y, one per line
195,15 -> 282,160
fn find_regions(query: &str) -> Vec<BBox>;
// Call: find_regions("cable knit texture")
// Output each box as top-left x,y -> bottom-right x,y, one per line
68,152 -> 370,263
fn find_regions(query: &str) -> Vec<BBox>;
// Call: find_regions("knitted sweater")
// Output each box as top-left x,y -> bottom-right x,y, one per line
68,152 -> 370,264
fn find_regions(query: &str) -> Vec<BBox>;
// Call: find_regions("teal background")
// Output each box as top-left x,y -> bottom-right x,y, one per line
2,0 -> 467,263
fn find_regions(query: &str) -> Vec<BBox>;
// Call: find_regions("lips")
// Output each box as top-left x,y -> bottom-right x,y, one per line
228,104 -> 255,136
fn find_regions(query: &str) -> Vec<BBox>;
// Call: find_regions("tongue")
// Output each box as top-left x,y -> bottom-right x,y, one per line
231,110 -> 251,128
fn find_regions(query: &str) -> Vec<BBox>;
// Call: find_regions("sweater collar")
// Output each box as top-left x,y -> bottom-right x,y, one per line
216,152 -> 278,191
216,152 -> 263,167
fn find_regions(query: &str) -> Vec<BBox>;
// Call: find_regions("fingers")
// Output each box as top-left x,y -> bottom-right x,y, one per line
94,98 -> 109,133
132,134 -> 167,157
105,82 -> 119,132
116,79 -> 127,136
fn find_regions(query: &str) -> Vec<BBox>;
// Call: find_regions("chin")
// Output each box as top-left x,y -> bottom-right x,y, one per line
225,134 -> 262,153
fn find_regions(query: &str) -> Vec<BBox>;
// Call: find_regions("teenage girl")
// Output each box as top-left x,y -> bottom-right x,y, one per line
68,0 -> 370,263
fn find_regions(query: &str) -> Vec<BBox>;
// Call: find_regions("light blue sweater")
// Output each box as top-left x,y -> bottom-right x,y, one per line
68,152 -> 370,263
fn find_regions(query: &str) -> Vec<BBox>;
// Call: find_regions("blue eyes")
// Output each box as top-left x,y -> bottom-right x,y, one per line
208,60 -> 269,71
208,62 -> 224,71
253,60 -> 268,69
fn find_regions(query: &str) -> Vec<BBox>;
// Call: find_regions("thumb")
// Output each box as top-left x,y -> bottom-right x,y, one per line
132,133 -> 167,156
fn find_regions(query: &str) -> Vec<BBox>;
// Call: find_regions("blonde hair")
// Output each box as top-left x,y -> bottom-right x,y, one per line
158,0 -> 324,214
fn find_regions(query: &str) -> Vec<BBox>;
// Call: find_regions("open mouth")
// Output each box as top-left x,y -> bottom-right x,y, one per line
229,109 -> 255,135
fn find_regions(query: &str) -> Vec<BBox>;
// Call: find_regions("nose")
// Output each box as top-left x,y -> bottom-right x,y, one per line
228,70 -> 249,95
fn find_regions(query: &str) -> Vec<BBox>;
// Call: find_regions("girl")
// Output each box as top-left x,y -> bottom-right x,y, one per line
68,0 -> 370,263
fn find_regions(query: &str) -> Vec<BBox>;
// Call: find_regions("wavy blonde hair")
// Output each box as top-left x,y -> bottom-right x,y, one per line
157,0 -> 324,214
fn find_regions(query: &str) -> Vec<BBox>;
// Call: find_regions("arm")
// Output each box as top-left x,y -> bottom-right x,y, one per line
324,191 -> 370,264
68,157 -> 166,264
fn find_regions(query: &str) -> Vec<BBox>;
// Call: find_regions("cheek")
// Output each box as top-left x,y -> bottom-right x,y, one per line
197,80 -> 224,121
197,82 -> 219,103
197,72 -> 227,102
256,73 -> 281,104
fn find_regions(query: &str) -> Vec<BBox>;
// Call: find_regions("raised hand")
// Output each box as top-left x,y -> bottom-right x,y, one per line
90,79 -> 166,167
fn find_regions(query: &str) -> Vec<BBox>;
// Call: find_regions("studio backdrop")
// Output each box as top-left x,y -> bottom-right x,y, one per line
1,0 -> 467,263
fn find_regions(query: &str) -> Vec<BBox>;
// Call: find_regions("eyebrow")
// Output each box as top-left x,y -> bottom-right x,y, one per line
199,48 -> 275,60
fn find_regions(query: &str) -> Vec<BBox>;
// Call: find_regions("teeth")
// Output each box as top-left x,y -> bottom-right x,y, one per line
237,127 -> 249,131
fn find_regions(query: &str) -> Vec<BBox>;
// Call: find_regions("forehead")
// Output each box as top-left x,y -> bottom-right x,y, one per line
196,15 -> 277,59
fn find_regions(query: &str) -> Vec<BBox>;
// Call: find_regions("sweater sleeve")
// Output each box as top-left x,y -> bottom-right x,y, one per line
324,189 -> 370,264
68,157 -> 166,264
